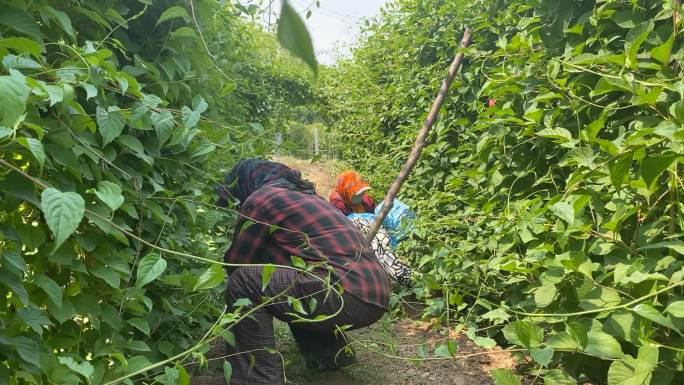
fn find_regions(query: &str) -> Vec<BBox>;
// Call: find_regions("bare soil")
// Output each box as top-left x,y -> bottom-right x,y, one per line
191,316 -> 516,385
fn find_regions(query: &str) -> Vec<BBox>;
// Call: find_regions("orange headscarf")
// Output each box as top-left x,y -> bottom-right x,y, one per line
330,171 -> 370,213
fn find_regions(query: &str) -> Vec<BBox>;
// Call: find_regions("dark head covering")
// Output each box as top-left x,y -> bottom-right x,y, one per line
215,159 -> 316,206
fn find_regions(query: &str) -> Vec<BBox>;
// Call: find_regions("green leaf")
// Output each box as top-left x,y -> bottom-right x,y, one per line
41,188 -> 85,252
0,126 -> 12,140
0,37 -> 42,58
151,110 -> 174,146
2,249 -> 26,274
0,270 -> 29,305
503,320 -> 543,348
579,287 -> 622,310
17,306 -> 52,336
223,361 -> 232,384
95,181 -> 124,212
291,255 -> 306,269
544,369 -> 577,385
473,336 -> 497,349
551,202 -> 574,224
534,284 -> 557,308
632,304 -> 678,331
277,1 -> 318,76
670,100 -> 684,124
41,6 -> 76,40
640,241 -> 684,255
650,35 -> 674,64
624,21 -> 654,69
7,336 -> 40,368
181,106 -> 200,129
0,74 -> 30,127
156,6 -> 191,26
17,137 -> 45,169
135,253 -> 167,287
194,264 -> 225,291
607,354 -> 655,385
177,364 -> 190,385
154,366 -> 180,385
127,317 -> 151,335
91,266 -> 121,288
665,301 -> 684,317
491,368 -> 522,385
0,7 -> 42,37
262,265 -> 275,292
43,84 -> 63,106
584,329 -> 623,359
35,274 -> 62,307
96,106 -> 126,146
640,154 -> 677,190
609,153 -> 632,190
536,127 -> 573,143
58,356 -> 94,379
546,332 -> 578,350
530,346 -> 554,366
170,27 -> 197,40
434,344 -> 453,358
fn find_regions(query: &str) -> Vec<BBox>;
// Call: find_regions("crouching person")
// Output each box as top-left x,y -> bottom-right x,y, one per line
215,159 -> 390,385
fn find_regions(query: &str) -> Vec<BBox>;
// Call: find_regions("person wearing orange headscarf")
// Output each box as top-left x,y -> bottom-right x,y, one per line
328,171 -> 376,215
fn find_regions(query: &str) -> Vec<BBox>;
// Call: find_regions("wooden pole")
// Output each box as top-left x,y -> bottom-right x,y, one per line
366,28 -> 473,242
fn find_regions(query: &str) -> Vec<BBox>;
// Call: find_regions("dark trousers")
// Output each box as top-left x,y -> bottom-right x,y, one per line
224,266 -> 386,385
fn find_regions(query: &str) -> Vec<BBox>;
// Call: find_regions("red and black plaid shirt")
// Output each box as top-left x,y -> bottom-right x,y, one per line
224,186 -> 390,309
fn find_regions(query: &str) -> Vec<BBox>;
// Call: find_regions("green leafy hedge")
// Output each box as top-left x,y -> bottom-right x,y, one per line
319,0 -> 684,383
0,0 -> 312,383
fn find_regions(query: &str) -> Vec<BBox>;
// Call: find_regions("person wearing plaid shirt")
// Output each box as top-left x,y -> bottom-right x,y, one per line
216,159 -> 390,385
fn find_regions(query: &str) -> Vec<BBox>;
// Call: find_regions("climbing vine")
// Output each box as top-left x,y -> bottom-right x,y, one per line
320,0 -> 684,383
0,0 -> 314,384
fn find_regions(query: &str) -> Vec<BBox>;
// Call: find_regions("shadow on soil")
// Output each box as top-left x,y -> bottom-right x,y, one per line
192,315 -> 514,385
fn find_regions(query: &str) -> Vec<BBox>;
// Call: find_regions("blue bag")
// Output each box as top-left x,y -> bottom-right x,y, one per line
374,199 -> 415,247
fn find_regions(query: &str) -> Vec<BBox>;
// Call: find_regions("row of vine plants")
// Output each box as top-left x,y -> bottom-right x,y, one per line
319,0 -> 684,383
0,0 -> 314,384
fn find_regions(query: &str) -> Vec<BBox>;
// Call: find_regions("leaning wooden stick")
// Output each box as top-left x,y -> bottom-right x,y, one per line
366,28 -> 473,242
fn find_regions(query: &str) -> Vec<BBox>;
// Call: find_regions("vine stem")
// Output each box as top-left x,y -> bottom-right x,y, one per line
366,28 -> 473,241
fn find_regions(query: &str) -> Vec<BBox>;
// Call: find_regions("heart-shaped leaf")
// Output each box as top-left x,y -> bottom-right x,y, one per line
41,188 -> 85,252
136,253 -> 167,287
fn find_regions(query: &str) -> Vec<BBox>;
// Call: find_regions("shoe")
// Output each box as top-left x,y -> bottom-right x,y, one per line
304,345 -> 357,371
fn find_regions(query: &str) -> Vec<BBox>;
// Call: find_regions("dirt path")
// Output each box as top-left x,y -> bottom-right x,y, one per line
191,157 -> 515,384
193,317 -> 514,385
273,156 -> 345,198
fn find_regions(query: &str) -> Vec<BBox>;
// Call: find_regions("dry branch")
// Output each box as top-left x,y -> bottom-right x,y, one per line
366,28 -> 473,242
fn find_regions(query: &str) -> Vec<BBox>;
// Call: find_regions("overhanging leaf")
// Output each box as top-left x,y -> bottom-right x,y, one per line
277,1 -> 318,76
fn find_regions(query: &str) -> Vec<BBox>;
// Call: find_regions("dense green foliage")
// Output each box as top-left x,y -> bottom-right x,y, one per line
320,0 -> 684,383
0,0 -> 313,383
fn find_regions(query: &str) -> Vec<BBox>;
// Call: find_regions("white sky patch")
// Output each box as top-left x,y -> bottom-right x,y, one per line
264,0 -> 389,65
